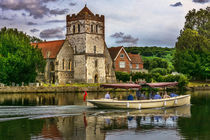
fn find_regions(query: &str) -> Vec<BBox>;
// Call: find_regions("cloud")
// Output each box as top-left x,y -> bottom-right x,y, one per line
27,22 -> 38,25
49,8 -> 69,16
170,2 -> 183,7
30,29 -> 39,33
0,15 -> 12,21
46,20 -> 65,23
111,32 -> 139,45
0,0 -> 67,19
39,27 -> 65,39
192,0 -> 209,3
69,2 -> 77,6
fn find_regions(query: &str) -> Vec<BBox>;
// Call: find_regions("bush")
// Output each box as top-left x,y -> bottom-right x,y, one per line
115,71 -> 130,82
150,68 -> 167,75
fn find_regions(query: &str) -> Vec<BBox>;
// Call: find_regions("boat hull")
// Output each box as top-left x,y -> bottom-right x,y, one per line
87,95 -> 191,109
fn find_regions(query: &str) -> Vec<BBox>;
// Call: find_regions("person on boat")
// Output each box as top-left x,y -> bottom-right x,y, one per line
170,93 -> 178,97
163,92 -> 170,98
140,91 -> 146,100
136,89 -> 141,100
153,92 -> 162,99
127,94 -> 134,100
149,91 -> 153,99
105,92 -> 111,99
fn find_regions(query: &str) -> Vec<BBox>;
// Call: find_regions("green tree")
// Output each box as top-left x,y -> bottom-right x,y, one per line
174,7 -> 210,80
0,27 -> 46,85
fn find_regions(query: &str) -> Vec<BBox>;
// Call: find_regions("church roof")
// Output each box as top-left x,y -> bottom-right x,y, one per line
78,5 -> 94,16
128,53 -> 143,64
31,40 -> 65,59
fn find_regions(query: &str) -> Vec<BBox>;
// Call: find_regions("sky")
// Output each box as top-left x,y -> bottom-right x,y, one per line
0,0 -> 209,47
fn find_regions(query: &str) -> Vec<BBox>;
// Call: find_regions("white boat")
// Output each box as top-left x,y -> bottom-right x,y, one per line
87,95 -> 191,109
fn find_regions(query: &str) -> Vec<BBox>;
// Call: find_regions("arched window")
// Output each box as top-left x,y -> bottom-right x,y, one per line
62,59 -> 65,70
96,25 -> 98,33
69,60 -> 72,71
95,60 -> 98,68
73,25 -> 75,33
94,46 -> 96,54
91,25 -> 93,33
78,24 -> 80,33
75,46 -> 77,54
50,62 -> 54,71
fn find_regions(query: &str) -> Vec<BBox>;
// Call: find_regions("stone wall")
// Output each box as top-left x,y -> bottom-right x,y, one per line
56,40 -> 74,84
104,44 -> 116,83
86,56 -> 106,83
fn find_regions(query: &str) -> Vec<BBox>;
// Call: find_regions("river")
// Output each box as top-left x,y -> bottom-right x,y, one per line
0,91 -> 209,140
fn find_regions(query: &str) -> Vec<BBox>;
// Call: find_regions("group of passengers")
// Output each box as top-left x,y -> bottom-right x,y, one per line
105,90 -> 178,100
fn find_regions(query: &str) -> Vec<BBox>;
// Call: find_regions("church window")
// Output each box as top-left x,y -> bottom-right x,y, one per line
91,25 -> 93,33
119,61 -> 125,68
69,60 -> 72,71
95,60 -> 98,68
73,25 -> 75,33
96,25 -> 98,33
62,59 -> 65,70
78,24 -> 80,33
94,46 -> 96,54
75,46 -> 77,54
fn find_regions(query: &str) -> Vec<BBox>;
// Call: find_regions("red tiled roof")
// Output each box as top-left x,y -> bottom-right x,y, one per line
108,46 -> 123,60
31,40 -> 65,59
78,5 -> 94,16
128,53 -> 143,64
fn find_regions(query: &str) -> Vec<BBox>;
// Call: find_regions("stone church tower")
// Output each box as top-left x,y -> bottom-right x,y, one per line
66,5 -> 115,83
34,5 -> 116,84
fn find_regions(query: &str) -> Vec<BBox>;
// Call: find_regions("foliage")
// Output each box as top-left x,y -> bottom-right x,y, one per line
150,68 -> 167,75
28,36 -> 43,43
174,29 -> 210,80
116,71 -> 189,89
115,71 -> 130,82
125,46 -> 175,72
0,27 -> 46,85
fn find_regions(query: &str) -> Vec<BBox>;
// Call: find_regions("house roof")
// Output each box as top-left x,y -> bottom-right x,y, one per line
31,40 -> 65,59
108,46 -> 131,61
108,46 -> 123,60
78,5 -> 94,16
128,53 -> 143,64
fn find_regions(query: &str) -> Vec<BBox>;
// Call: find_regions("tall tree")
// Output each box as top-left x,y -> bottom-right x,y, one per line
0,27 -> 45,85
174,7 -> 210,80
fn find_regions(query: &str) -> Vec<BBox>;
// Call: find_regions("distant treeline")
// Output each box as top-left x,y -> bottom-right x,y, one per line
125,46 -> 174,57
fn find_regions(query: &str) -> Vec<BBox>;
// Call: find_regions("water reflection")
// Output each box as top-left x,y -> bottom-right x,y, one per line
0,91 -> 209,140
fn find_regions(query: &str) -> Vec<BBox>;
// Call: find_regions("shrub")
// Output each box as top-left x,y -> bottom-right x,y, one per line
115,71 -> 130,82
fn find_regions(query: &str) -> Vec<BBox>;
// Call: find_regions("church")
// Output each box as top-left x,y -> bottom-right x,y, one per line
32,5 -> 116,84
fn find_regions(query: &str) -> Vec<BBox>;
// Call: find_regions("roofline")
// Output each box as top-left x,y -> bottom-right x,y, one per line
114,47 -> 131,61
55,39 -> 66,58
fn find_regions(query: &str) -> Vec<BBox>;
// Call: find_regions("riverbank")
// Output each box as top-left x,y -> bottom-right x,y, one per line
0,82 -> 209,93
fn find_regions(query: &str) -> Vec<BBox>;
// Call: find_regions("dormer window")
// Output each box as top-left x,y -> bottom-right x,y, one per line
78,24 -> 80,33
120,54 -> 124,58
91,25 -> 93,33
73,25 -> 75,34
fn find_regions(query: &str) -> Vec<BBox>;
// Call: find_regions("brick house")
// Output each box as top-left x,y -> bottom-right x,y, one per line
108,46 -> 147,73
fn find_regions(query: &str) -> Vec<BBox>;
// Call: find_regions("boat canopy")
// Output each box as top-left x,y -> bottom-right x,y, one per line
146,82 -> 178,88
100,84 -> 141,89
